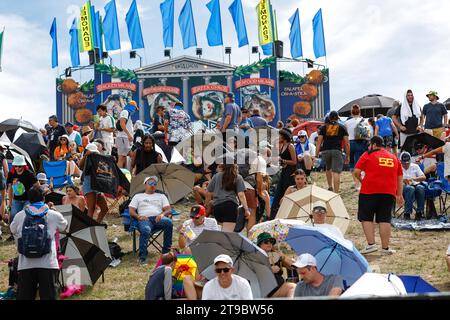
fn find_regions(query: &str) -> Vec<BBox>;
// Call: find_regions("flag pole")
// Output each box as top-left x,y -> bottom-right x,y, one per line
221,45 -> 225,64
0,27 -> 5,72
247,45 -> 251,64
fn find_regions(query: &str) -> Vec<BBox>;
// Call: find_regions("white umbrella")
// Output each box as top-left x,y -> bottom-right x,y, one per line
276,185 -> 350,235
341,273 -> 407,298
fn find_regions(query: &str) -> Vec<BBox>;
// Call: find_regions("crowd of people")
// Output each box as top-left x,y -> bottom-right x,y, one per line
1,89 -> 450,300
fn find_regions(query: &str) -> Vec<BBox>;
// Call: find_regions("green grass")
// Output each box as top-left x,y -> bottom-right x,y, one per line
1,171 -> 450,299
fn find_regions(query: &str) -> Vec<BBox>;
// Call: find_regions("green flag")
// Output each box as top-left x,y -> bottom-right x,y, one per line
0,28 -> 4,72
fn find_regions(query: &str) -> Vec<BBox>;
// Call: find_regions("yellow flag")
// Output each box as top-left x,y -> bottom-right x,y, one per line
80,1 -> 94,52
257,0 -> 274,46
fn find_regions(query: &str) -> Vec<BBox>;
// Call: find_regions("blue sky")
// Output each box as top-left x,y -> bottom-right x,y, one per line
1,0 -> 450,127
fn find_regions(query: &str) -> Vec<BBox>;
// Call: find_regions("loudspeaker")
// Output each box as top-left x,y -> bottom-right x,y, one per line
89,48 -> 100,65
273,40 -> 283,58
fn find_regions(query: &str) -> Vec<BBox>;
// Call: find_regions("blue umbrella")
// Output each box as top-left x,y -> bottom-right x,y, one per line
286,225 -> 370,286
398,275 -> 439,294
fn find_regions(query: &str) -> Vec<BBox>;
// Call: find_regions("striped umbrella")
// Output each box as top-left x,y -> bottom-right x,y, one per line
56,205 -> 112,287
276,185 -> 350,235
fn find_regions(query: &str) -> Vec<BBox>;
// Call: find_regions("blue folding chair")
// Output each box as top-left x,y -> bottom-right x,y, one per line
121,208 -> 164,254
435,162 -> 450,214
43,161 -> 73,190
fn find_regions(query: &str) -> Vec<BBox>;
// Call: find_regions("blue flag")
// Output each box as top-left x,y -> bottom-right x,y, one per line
206,0 -> 223,47
289,9 -> 303,58
313,8 -> 326,58
49,18 -> 58,68
160,0 -> 174,48
93,11 -> 104,58
262,43 -> 272,56
126,0 -> 145,49
103,0 -> 121,51
228,0 -> 248,47
178,0 -> 197,49
69,18 -> 80,67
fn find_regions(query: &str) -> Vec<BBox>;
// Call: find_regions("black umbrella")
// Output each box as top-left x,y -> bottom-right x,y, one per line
0,118 -> 40,133
57,205 -> 112,287
13,132 -> 47,159
45,191 -> 66,206
401,133 -> 445,154
338,94 -> 395,118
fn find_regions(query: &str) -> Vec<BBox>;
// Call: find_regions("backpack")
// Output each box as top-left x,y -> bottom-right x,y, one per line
354,119 -> 370,140
116,113 -> 130,132
18,210 -> 52,258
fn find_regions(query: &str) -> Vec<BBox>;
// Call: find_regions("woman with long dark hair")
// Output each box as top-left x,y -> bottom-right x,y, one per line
270,128 -> 297,220
131,135 -> 163,175
205,163 -> 250,232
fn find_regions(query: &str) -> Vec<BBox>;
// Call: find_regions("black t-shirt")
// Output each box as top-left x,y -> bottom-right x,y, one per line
152,115 -> 165,134
135,148 -> 160,174
0,152 -> 5,170
47,124 -> 67,150
6,170 -> 38,201
394,104 -> 419,134
319,122 -> 349,151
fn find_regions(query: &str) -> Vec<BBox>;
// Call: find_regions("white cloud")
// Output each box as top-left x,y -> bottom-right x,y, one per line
0,14 -> 57,129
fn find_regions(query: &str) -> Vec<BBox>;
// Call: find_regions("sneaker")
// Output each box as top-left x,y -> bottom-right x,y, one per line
328,187 -> 333,192
381,248 -> 396,255
415,212 -> 423,221
361,244 -> 378,254
138,258 -> 148,266
404,213 -> 411,220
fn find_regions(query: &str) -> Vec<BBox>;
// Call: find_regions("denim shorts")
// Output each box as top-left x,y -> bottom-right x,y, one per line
82,175 -> 100,195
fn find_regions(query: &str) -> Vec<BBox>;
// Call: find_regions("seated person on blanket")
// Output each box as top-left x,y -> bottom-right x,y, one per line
178,205 -> 220,254
257,232 -> 296,298
293,253 -> 343,298
400,152 -> 426,221
129,176 -> 173,265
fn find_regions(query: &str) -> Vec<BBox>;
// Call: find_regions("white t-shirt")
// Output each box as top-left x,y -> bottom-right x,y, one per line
99,114 -> 115,144
181,217 -> 219,246
444,142 -> 450,178
117,110 -> 134,138
68,131 -> 81,146
202,274 -> 253,300
402,163 -> 425,180
297,142 -> 316,157
249,155 -> 267,175
309,132 -> 319,145
129,192 -> 170,217
345,117 -> 364,141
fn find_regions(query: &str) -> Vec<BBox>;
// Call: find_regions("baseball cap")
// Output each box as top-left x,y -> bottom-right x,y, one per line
292,253 -> 317,268
313,200 -> 327,212
65,122 -> 74,127
298,130 -> 308,137
190,205 -> 206,218
214,254 -> 234,267
144,176 -> 159,185
400,151 -> 411,164
85,143 -> 99,153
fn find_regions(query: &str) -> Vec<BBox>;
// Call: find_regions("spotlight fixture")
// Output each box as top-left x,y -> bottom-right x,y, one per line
130,51 -> 137,59
225,47 -> 232,54
65,67 -> 72,78
252,46 -> 259,54
102,52 -> 109,59
196,48 -> 203,57
164,49 -> 171,58
306,59 -> 314,68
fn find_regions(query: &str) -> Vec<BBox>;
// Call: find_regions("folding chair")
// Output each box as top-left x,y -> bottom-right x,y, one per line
435,162 -> 450,214
121,209 -> 164,254
43,161 -> 73,190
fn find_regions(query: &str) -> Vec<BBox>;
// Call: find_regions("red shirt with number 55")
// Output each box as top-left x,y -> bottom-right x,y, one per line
355,149 -> 403,197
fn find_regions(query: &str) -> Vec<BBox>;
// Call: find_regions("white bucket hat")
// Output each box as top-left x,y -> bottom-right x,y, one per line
12,155 -> 27,166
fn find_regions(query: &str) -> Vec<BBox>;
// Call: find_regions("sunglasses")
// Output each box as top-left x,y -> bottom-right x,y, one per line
191,215 -> 202,220
313,209 -> 327,214
215,268 -> 231,274
262,240 -> 275,245
146,181 -> 157,186
299,136 -> 307,138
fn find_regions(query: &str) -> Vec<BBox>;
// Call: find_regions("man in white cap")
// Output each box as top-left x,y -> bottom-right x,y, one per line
293,253 -> 343,297
202,254 -> 253,300
311,200 -> 344,239
129,176 -> 173,265
295,130 -> 316,182
400,151 -> 426,221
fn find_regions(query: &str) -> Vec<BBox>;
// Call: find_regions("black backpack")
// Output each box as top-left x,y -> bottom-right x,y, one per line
18,210 -> 52,258
116,113 -> 131,132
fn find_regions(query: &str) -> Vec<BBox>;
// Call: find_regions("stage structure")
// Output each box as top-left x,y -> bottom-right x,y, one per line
56,56 -> 330,127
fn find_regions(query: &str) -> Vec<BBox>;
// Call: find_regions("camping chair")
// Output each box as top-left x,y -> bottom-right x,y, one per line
43,161 -> 73,190
435,162 -> 450,214
121,208 -> 164,254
